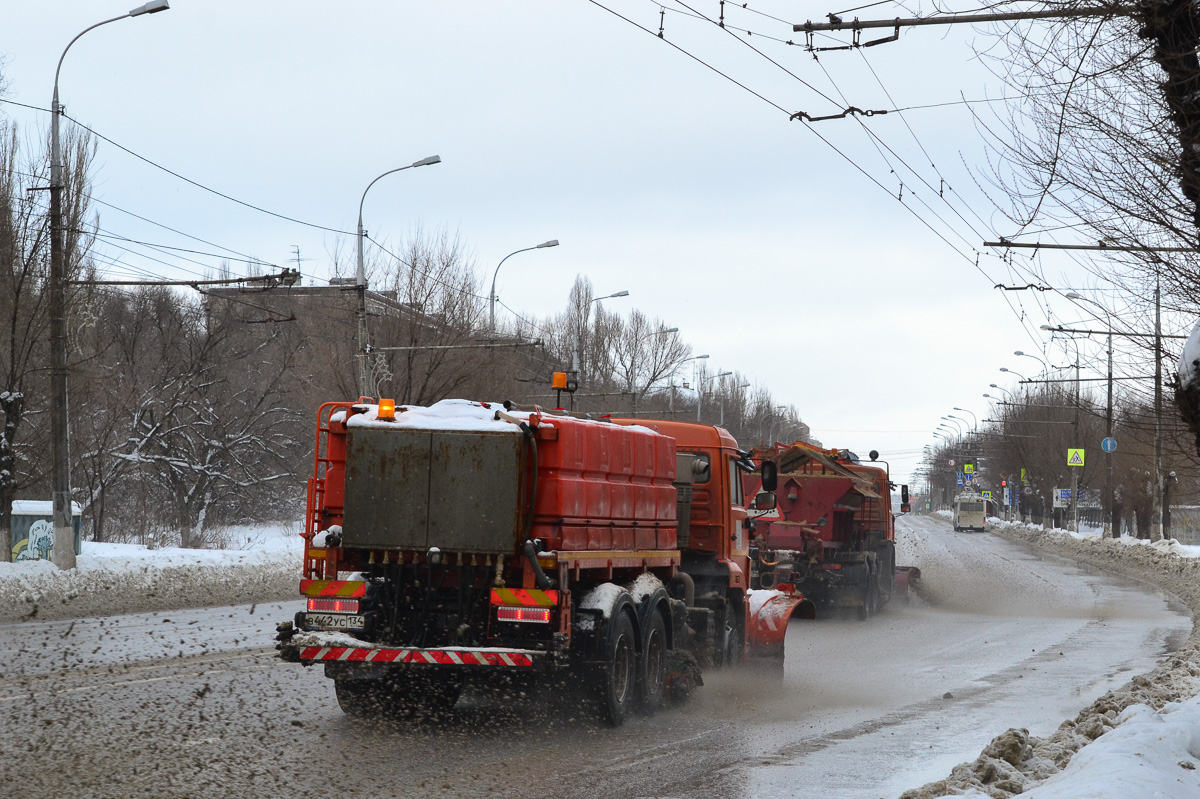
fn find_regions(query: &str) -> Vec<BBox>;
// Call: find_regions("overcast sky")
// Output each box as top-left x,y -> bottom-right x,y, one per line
3,1 -> 1141,484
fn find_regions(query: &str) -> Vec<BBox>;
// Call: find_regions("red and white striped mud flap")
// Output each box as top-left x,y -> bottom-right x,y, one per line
299,646 -> 538,667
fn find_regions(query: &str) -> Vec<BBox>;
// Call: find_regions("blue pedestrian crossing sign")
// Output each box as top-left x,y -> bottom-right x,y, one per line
981,490 -> 992,500
1101,437 -> 1117,453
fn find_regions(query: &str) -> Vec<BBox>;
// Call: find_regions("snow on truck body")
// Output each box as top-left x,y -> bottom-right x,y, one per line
275,399 -> 813,724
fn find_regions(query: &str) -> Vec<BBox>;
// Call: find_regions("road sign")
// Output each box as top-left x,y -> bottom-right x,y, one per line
963,464 -> 974,474
957,478 -> 963,486
1020,468 -> 1027,481
1101,437 -> 1117,453
1023,486 -> 1033,496
981,490 -> 992,500
1067,448 -> 1085,467
948,459 -> 956,467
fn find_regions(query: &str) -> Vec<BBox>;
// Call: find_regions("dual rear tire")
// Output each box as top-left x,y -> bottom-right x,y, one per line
600,604 -> 669,726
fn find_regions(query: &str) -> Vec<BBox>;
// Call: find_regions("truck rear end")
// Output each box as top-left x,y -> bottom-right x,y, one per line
278,399 -> 793,723
745,442 -> 908,618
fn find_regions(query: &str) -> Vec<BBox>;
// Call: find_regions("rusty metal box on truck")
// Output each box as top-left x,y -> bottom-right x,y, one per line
276,399 -> 812,724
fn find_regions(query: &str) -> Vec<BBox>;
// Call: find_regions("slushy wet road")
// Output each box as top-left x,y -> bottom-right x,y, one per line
0,515 -> 1188,799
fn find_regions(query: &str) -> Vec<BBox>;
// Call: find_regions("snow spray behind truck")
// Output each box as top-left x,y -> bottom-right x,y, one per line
275,398 -> 814,724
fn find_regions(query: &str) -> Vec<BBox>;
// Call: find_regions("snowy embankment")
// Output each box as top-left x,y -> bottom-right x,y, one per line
901,520 -> 1200,799
0,523 -> 302,624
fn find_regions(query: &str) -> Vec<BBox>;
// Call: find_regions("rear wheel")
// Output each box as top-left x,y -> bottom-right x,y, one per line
601,611 -> 638,726
640,609 -> 668,713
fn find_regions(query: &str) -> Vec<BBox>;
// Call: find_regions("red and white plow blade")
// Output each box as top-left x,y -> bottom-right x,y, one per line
299,646 -> 538,667
746,587 -> 815,659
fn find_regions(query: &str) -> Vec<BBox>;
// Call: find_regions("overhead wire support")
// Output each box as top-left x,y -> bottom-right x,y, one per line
985,240 -> 1200,253
795,5 -> 1132,34
67,268 -> 300,288
791,106 -> 888,122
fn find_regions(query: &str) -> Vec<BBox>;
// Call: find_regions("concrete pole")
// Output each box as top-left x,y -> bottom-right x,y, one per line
1151,280 -> 1164,541
1105,330 -> 1114,538
48,8 -> 168,569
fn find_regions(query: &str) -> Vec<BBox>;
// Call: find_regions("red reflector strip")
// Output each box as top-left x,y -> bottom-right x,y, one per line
300,579 -> 366,598
307,598 -> 361,613
489,588 -> 559,607
297,647 -> 536,667
496,606 -> 552,623
821,563 -> 843,570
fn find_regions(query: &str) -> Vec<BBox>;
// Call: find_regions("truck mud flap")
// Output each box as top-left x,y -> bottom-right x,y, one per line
893,566 -> 921,600
745,588 -> 815,661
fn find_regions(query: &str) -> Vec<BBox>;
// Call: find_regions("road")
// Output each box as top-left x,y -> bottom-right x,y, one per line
0,515 -> 1189,799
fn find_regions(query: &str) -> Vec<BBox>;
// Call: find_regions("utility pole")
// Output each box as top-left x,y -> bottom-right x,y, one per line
1152,279 -> 1164,541
47,1 -> 172,570
1072,347 -> 1080,533
1106,329 -> 1114,537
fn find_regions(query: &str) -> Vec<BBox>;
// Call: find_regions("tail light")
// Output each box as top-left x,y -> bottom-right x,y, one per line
496,606 -> 551,624
307,598 -> 360,613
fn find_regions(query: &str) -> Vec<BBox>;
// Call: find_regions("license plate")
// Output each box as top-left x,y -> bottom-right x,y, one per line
305,613 -> 365,630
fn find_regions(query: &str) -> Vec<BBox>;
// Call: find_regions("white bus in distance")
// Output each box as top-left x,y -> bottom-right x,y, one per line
953,494 -> 987,532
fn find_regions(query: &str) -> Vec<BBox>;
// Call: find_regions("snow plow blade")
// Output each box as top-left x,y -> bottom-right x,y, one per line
894,566 -> 921,599
746,586 -> 815,661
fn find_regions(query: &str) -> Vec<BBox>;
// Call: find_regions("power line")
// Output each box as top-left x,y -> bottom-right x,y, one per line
61,111 -> 354,236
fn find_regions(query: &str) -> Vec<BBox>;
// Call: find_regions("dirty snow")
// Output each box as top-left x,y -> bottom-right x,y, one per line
578,582 -> 625,618
0,522 -> 302,623
899,518 -> 1200,799
630,571 -> 665,603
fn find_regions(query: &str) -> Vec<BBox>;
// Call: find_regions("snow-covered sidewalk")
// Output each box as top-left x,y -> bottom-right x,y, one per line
0,523 -> 303,623
901,518 -> 1200,799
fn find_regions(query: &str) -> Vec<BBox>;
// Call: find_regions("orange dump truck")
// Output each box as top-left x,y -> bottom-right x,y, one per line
276,399 -> 813,724
744,442 -> 916,619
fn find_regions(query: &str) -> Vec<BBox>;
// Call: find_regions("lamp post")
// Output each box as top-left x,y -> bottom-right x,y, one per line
999,367 -> 1029,380
698,370 -> 732,422
1013,350 -> 1049,372
670,354 -> 708,415
572,290 -> 629,394
355,155 -> 442,397
48,0 -> 171,571
629,326 -> 678,416
940,416 -> 964,435
723,381 -> 750,427
952,407 -> 978,431
989,383 -> 1014,399
488,240 -> 559,336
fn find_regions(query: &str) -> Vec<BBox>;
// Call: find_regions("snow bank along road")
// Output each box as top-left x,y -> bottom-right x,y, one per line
0,516 -> 1188,799
901,520 -> 1200,799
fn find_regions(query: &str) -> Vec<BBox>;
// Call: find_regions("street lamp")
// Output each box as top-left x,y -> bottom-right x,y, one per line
488,239 -> 559,335
999,367 -> 1028,380
940,416 -> 964,435
629,327 -> 678,416
1013,350 -> 1049,372
572,289 -> 630,388
355,155 -> 442,397
952,407 -> 978,430
48,0 -> 171,571
670,354 -> 708,415
988,383 -> 1014,398
698,370 -> 732,422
